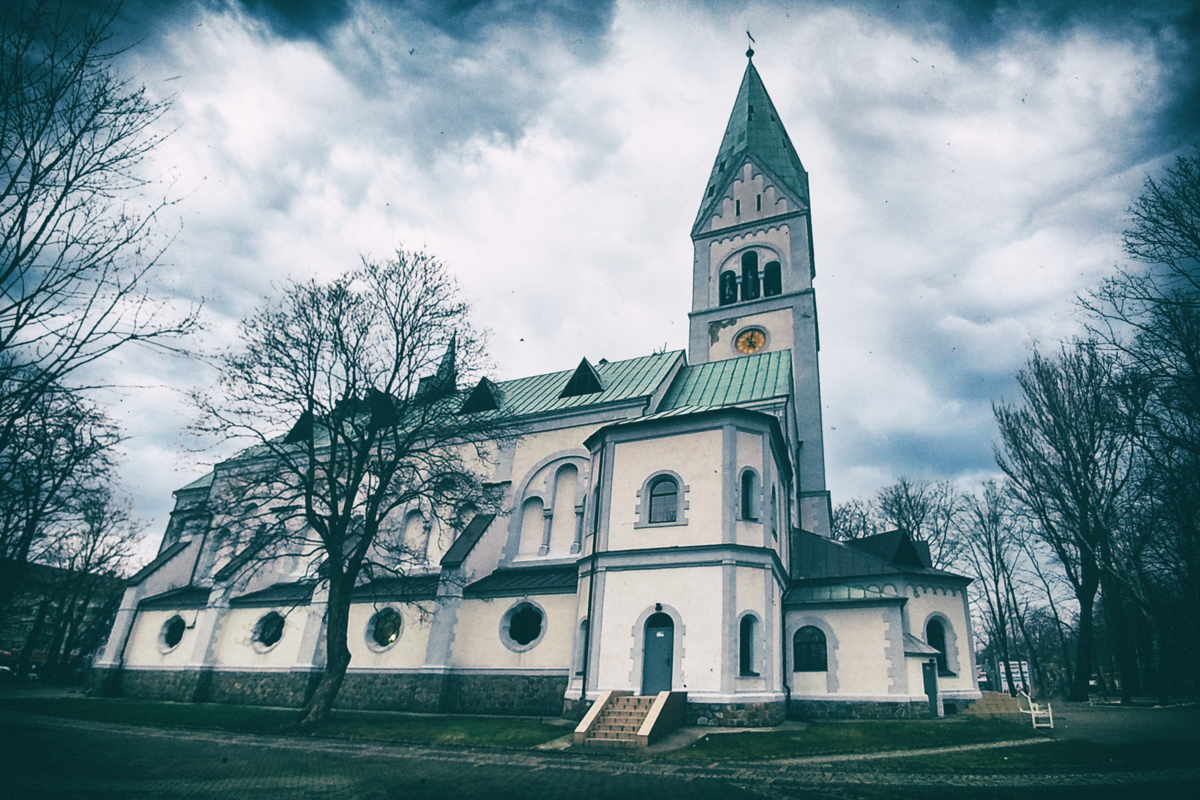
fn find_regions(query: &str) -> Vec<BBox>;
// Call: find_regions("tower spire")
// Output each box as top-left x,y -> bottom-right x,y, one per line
692,56 -> 809,234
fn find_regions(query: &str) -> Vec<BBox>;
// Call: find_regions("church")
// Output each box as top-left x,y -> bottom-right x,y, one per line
92,53 -> 980,728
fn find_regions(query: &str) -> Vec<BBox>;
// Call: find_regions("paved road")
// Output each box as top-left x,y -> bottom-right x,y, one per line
4,713 -> 1200,800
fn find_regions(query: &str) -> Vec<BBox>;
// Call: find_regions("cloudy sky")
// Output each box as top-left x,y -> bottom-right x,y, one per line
62,0 -> 1199,551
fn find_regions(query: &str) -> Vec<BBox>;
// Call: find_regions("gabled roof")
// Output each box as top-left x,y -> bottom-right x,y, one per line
790,529 -> 964,583
660,350 -> 791,410
693,58 -> 809,233
139,585 -> 212,610
229,581 -> 317,607
559,358 -> 605,398
846,529 -> 931,569
463,565 -> 578,598
460,378 -> 502,414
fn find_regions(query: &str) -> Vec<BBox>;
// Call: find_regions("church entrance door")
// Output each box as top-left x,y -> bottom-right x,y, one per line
642,613 -> 674,695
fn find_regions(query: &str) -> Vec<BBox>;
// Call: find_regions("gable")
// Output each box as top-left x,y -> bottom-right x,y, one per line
559,358 -> 604,397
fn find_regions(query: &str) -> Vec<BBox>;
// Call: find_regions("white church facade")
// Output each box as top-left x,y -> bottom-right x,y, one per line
93,56 -> 980,725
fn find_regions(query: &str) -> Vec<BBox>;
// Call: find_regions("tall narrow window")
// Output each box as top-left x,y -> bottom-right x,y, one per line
927,619 -> 949,675
794,626 -> 827,672
763,261 -> 782,296
648,477 -> 679,524
740,470 -> 758,520
741,251 -> 760,301
739,615 -> 759,675
719,271 -> 738,306
736,199 -> 741,216
756,194 -> 762,211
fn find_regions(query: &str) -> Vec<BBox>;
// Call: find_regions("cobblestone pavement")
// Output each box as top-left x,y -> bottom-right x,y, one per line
3,712 -> 1198,800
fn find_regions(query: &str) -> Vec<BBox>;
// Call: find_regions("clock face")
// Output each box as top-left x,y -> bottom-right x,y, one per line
735,328 -> 767,354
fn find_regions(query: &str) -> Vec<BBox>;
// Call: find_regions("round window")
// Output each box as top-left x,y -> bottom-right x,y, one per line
159,615 -> 186,652
367,608 -> 403,651
500,601 -> 546,652
252,611 -> 285,651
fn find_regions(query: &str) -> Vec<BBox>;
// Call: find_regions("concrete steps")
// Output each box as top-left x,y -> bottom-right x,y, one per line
582,696 -> 655,749
965,691 -> 1022,721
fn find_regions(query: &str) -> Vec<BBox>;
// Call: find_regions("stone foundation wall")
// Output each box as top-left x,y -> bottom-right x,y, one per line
114,669 -> 203,702
438,673 -> 568,716
789,698 -> 930,720
335,672 -> 444,713
688,700 -> 786,727
200,671 -> 317,707
93,667 -> 568,717
560,697 -> 590,720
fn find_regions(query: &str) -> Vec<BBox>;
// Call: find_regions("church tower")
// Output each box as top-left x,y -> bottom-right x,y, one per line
687,51 -> 832,537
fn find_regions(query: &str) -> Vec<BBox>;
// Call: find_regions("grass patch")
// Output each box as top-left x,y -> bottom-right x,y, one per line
670,717 -> 1042,761
882,737 -> 1199,773
0,697 -> 566,749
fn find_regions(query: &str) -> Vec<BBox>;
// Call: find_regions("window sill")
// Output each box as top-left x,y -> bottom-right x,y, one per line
633,520 -> 689,529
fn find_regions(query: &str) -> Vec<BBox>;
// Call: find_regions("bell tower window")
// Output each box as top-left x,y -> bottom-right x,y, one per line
740,251 -> 760,301
719,271 -> 738,306
763,261 -> 782,297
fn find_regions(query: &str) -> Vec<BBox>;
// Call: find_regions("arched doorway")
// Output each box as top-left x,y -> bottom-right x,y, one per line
642,612 -> 674,695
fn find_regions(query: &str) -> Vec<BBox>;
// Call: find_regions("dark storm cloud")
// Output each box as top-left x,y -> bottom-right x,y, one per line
84,0 -> 615,46
716,0 -> 1200,148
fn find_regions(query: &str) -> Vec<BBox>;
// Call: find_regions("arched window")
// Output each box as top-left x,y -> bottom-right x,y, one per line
740,469 -> 758,520
648,476 -> 679,524
719,271 -> 738,306
740,251 -> 760,301
927,619 -> 949,675
763,261 -> 782,296
793,626 -> 827,672
739,615 -> 759,676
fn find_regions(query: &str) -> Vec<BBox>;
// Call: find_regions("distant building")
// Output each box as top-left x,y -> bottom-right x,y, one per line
92,53 -> 979,723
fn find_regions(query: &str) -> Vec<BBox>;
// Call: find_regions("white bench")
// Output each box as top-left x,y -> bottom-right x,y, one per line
1018,691 -> 1054,729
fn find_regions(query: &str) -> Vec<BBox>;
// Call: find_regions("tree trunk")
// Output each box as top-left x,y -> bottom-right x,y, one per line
1101,578 -> 1139,704
298,577 -> 354,729
1070,575 -> 1099,702
18,599 -> 51,680
1149,615 -> 1169,706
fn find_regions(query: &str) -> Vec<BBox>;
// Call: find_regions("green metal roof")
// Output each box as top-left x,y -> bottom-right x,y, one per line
176,471 -> 214,493
490,350 -> 683,418
660,350 -> 791,410
693,59 -> 809,233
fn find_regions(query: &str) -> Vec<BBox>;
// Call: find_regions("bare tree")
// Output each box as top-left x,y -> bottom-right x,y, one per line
830,496 -> 879,541
195,249 -> 515,728
0,381 -> 117,615
876,477 -> 963,569
37,488 -> 141,681
959,480 -> 1022,694
0,1 -> 198,452
994,341 -> 1138,701
1079,151 -> 1200,699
